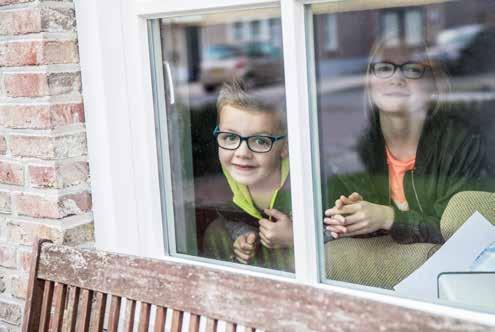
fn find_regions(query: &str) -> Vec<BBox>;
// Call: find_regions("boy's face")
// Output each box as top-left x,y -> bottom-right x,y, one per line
218,105 -> 288,189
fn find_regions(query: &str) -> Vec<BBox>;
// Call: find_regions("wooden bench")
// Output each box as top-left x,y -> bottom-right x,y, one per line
22,239 -> 491,332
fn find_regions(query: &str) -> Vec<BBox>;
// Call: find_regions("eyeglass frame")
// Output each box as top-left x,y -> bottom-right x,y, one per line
370,61 -> 431,80
212,126 -> 286,153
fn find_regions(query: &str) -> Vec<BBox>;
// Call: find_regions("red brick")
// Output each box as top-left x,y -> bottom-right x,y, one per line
8,275 -> 28,299
0,0 -> 33,5
17,249 -> 31,273
0,136 -> 6,155
0,40 -> 78,67
15,191 -> 91,219
40,7 -> 75,32
15,194 -> 60,218
0,8 -> 41,36
3,73 -> 49,97
6,218 -> 93,246
63,221 -> 94,245
0,191 -> 11,213
2,72 -> 81,97
6,219 -> 61,245
50,103 -> 84,127
29,161 -> 88,188
0,161 -> 23,186
0,245 -> 16,268
0,276 -> 5,293
0,300 -> 22,325
0,41 -> 37,67
10,132 -> 87,159
46,71 -> 81,95
0,103 -> 84,129
10,135 -> 52,159
41,40 -> 79,64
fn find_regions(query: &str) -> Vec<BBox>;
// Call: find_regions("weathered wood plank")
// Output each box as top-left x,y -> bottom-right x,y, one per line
22,239 -> 52,332
92,292 -> 107,332
39,280 -> 54,332
154,306 -> 166,332
77,289 -> 93,332
108,295 -> 122,332
205,318 -> 217,332
65,286 -> 80,332
188,314 -> 200,332
225,322 -> 236,332
34,243 -> 493,332
52,283 -> 67,332
138,302 -> 151,332
171,310 -> 183,332
124,299 -> 136,332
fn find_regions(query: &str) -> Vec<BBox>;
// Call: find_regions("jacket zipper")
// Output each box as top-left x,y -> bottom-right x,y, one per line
411,169 -> 424,214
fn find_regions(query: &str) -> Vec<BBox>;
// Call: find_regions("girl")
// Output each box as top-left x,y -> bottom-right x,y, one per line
324,37 -> 484,244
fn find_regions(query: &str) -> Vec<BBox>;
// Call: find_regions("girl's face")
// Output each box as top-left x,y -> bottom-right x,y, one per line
369,49 -> 436,115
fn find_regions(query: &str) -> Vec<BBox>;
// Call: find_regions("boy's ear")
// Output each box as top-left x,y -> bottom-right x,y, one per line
280,141 -> 289,159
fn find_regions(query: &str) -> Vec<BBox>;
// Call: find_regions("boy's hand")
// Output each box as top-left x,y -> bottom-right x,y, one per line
324,192 -> 363,239
259,209 -> 294,249
233,232 -> 258,264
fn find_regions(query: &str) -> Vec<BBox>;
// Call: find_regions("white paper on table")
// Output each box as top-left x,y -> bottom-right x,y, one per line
394,211 -> 495,300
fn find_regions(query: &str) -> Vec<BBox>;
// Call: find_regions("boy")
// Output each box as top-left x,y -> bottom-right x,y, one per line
203,80 -> 294,272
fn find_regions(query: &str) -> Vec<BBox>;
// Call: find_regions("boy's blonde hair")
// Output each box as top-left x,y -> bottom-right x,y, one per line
216,79 -> 287,133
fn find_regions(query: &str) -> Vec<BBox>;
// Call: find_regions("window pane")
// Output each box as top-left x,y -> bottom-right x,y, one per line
310,1 -> 495,312
152,8 -> 295,273
405,10 -> 423,45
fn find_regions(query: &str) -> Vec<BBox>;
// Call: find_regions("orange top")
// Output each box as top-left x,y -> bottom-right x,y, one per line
386,147 -> 415,211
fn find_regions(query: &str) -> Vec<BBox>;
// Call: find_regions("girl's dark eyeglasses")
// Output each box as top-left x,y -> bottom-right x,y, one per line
213,126 -> 286,153
371,61 -> 431,79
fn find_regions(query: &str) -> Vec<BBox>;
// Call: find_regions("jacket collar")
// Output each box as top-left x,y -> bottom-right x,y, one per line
222,158 -> 290,219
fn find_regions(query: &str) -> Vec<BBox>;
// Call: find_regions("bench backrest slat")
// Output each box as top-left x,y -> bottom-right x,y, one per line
189,313 -> 200,332
39,280 -> 54,332
22,239 -> 492,332
170,310 -> 183,332
124,299 -> 136,332
77,289 -> 92,332
93,292 -> 107,331
154,306 -> 167,332
52,283 -> 67,331
138,302 -> 151,331
108,295 -> 122,332
66,287 -> 81,332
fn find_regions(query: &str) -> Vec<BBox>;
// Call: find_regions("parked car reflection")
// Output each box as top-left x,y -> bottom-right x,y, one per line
429,24 -> 495,75
200,42 -> 283,92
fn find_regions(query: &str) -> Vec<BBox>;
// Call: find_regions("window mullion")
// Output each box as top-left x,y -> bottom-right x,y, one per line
281,0 -> 320,284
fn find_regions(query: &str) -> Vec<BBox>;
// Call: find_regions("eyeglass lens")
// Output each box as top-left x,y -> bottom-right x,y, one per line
373,62 -> 426,79
216,132 -> 273,152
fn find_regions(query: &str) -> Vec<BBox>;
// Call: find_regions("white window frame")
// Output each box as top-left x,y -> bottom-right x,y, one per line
74,0 -> 495,326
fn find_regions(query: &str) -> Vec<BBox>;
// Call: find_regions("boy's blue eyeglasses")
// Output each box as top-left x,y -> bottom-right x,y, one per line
213,126 -> 286,153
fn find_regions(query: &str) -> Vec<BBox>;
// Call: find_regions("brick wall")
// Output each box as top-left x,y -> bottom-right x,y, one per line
0,0 -> 93,330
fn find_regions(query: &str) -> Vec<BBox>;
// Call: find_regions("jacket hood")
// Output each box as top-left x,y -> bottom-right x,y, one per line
222,158 -> 290,219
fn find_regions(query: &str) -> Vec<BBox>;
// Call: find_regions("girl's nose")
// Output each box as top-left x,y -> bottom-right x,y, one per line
388,70 -> 407,85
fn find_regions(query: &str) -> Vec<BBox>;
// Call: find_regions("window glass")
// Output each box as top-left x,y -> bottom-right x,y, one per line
233,21 -> 244,42
311,1 -> 495,312
152,8 -> 294,273
250,20 -> 261,40
324,14 -> 338,51
405,10 -> 423,45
